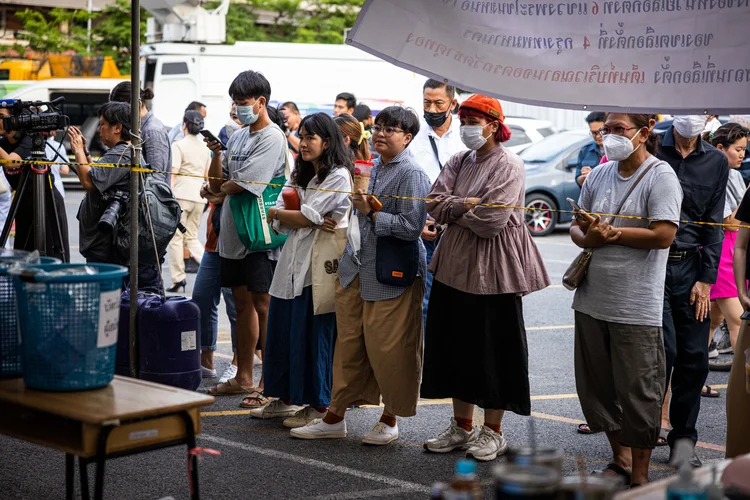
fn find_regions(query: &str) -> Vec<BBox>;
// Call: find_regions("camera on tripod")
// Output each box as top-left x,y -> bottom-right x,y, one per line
98,190 -> 130,233
0,97 -> 69,135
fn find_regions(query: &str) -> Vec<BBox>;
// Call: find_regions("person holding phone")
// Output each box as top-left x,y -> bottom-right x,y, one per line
248,113 -> 352,427
571,113 -> 682,487
166,110 -> 211,292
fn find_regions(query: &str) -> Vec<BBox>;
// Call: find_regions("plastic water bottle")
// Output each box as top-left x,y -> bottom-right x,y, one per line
445,459 -> 483,499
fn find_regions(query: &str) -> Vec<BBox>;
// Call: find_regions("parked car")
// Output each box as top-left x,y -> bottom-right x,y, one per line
521,129 -> 592,236
504,117 -> 556,153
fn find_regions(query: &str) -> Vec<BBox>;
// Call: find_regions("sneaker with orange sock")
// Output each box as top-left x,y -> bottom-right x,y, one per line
424,418 -> 476,453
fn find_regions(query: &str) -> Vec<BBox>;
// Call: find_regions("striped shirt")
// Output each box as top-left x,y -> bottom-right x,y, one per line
338,147 -> 431,301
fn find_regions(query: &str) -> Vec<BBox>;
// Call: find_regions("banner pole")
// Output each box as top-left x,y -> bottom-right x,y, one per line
128,0 -> 141,379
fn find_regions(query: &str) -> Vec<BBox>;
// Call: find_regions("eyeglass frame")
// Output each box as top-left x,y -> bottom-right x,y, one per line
371,125 -> 405,137
598,126 -> 641,137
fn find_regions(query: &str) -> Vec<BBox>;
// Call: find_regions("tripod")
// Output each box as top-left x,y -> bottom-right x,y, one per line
0,132 -> 67,260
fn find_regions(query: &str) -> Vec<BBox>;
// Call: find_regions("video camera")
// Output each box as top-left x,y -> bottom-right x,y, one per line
0,97 -> 69,134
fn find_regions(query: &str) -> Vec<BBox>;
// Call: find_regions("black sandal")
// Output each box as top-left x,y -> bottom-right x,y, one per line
701,385 -> 720,398
656,428 -> 669,447
593,463 -> 631,485
577,423 -> 594,435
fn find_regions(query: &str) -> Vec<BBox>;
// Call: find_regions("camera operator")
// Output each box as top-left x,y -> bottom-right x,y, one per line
0,106 -> 70,261
69,102 -> 163,292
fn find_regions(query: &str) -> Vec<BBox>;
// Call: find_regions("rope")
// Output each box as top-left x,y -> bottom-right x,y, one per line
1,157 -> 748,230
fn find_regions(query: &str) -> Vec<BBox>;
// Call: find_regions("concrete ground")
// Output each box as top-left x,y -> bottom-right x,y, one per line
0,192 -> 731,499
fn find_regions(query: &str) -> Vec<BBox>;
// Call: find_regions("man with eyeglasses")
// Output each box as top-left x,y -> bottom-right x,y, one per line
575,112 -> 606,187
657,115 -> 729,467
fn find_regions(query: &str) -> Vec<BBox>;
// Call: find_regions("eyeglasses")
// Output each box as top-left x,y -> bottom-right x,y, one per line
371,126 -> 404,136
598,126 -> 639,137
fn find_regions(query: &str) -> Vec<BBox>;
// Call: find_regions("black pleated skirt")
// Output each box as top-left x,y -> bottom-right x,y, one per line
420,279 -> 531,415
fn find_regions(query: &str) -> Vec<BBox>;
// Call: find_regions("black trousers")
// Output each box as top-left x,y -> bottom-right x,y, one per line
662,252 -> 710,447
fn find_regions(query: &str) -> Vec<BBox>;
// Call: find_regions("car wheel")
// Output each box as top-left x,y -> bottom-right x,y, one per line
525,193 -> 557,236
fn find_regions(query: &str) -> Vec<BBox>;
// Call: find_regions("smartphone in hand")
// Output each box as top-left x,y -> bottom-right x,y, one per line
199,130 -> 227,150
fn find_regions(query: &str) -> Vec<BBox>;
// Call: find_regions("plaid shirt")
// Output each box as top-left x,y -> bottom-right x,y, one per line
338,147 -> 431,301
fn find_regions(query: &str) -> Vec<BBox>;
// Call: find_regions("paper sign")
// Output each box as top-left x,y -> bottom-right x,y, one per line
97,289 -> 120,348
348,0 -> 750,113
181,330 -> 197,352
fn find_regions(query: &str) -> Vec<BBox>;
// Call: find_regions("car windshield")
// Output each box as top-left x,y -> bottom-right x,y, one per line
519,132 -> 588,163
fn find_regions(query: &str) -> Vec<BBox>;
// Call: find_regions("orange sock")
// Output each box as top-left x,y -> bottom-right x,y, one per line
380,414 -> 397,427
455,417 -> 473,432
486,423 -> 501,434
323,411 -> 344,425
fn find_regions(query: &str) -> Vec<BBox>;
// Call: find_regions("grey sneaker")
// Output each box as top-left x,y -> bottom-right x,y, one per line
466,426 -> 509,462
249,399 -> 302,419
713,321 -> 733,354
283,407 -> 326,429
708,341 -> 719,359
424,419 -> 476,453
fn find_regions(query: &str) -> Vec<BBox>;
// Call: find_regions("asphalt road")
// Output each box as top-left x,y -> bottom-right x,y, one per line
0,191 -> 731,499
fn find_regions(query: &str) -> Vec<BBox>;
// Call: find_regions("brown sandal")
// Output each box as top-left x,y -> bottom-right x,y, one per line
239,389 -> 269,408
207,379 -> 254,396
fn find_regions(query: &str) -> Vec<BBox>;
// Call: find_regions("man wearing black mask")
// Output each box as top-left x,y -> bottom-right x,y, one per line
411,79 -> 464,327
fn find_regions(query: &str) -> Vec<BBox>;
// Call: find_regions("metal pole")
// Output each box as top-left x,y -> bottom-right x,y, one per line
31,134 -> 47,256
87,0 -> 93,53
128,0 -> 141,379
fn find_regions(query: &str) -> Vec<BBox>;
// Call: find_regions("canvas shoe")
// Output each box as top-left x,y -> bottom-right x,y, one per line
219,363 -> 238,384
290,418 -> 347,439
362,422 -> 399,445
249,399 -> 302,419
424,419 -> 476,453
283,407 -> 327,429
465,426 -> 509,462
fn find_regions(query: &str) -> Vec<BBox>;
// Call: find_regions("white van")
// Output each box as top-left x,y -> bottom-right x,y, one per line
141,41 -> 426,134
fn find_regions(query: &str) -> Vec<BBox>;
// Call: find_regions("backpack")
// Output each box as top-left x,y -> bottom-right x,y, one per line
116,175 -> 182,266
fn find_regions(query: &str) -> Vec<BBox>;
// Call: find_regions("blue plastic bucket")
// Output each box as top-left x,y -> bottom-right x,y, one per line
12,263 -> 128,391
0,252 -> 60,379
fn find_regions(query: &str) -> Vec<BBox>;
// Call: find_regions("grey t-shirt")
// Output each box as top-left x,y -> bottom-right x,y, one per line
724,168 -> 745,218
218,123 -> 286,260
572,158 -> 683,327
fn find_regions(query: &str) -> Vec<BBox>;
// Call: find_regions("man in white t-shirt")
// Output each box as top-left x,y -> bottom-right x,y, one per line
410,79 -> 465,325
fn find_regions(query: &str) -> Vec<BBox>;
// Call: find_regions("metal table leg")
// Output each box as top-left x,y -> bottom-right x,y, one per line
93,426 -> 115,500
79,457 -> 90,500
65,454 -> 74,500
179,411 -> 200,500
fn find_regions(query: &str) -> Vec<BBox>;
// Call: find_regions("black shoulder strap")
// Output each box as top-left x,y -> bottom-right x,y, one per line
428,135 -> 443,170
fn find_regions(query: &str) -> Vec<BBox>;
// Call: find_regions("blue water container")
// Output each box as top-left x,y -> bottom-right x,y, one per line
138,296 -> 201,391
115,290 -> 161,377
12,263 -> 128,391
0,252 -> 60,379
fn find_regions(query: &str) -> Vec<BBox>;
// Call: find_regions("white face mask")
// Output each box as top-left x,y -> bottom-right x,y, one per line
225,119 -> 241,139
460,124 -> 492,150
673,115 -> 706,138
603,129 -> 642,161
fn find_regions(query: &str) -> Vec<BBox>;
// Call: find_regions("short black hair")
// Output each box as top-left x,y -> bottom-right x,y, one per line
109,82 -> 154,104
185,101 -> 206,112
423,79 -> 455,100
353,104 -> 371,122
335,92 -> 356,111
280,101 -> 299,113
374,106 -> 420,144
585,112 -> 606,124
267,106 -> 288,133
183,110 -> 204,135
229,71 -> 271,103
98,101 -> 132,139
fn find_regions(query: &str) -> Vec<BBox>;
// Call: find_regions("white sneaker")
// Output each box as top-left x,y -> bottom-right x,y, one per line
283,407 -> 327,429
254,354 -> 263,366
362,421 -> 399,445
424,419 -> 476,453
201,365 -> 217,378
290,418 -> 347,439
249,399 -> 302,419
218,364 -> 237,384
466,426 -> 509,462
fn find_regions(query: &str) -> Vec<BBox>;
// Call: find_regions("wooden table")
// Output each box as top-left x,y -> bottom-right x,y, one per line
0,376 -> 214,500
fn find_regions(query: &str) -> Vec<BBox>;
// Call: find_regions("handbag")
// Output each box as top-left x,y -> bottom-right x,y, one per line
311,198 -> 352,315
376,236 -> 419,287
229,129 -> 293,252
562,157 -> 659,291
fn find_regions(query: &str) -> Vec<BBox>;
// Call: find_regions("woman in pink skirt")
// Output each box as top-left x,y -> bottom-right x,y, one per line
705,123 -> 749,361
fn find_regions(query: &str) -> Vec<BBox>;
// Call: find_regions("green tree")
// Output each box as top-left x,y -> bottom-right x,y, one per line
91,0 -> 148,74
7,8 -> 92,57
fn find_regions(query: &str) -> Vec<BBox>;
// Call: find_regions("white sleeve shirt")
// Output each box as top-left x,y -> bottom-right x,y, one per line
409,115 -> 465,184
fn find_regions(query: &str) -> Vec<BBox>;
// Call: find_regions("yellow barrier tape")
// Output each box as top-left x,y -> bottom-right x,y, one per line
1,157 -> 747,230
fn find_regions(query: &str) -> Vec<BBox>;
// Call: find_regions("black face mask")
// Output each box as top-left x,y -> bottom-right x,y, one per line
424,109 -> 449,128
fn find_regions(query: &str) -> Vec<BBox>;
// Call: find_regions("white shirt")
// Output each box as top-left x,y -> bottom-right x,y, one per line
45,138 -> 69,199
268,168 -> 352,300
409,114 -> 464,184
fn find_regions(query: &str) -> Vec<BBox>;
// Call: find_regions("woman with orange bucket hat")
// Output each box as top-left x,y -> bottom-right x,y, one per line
421,94 -> 550,462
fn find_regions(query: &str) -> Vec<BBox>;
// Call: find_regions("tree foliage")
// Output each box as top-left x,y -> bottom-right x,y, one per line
91,0 -> 148,74
8,8 -> 91,56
